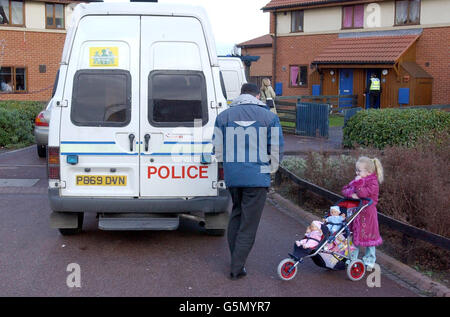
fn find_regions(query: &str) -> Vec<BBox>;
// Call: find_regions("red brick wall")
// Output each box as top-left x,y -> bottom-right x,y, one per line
241,46 -> 273,78
274,33 -> 337,96
0,30 -> 65,102
415,27 -> 450,105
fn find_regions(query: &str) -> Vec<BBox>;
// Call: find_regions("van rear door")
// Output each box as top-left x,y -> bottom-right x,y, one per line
139,15 -> 218,197
59,16 -> 140,197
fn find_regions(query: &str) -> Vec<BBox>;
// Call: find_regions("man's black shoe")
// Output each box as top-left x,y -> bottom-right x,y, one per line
229,267 -> 247,280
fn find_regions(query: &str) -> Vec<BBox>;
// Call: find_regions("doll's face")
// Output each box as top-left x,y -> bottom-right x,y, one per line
330,208 -> 340,216
310,223 -> 320,231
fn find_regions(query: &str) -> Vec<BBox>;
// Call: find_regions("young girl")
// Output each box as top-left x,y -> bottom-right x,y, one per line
342,156 -> 384,269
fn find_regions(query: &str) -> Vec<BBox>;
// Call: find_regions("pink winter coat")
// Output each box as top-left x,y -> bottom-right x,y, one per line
342,173 -> 383,247
297,230 -> 322,249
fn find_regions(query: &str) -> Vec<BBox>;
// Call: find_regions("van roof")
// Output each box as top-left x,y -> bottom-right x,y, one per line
61,2 -> 218,66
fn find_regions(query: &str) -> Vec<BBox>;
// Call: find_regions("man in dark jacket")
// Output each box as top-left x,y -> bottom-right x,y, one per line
213,83 -> 284,280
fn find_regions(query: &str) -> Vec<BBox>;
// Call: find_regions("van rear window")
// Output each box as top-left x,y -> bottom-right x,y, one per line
71,70 -> 131,127
148,71 -> 208,127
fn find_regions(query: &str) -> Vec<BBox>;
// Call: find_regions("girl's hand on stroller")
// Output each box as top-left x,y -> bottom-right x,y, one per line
351,193 -> 359,199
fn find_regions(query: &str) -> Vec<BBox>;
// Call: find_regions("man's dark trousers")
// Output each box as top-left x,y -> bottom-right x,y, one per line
227,187 -> 268,275
369,91 -> 380,109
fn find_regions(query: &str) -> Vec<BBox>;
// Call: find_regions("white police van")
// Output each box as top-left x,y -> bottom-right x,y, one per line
218,57 -> 247,104
48,3 -> 230,235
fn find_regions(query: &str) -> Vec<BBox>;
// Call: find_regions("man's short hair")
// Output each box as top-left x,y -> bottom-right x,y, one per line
241,83 -> 260,97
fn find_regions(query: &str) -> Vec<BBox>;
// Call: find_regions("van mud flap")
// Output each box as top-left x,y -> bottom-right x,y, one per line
98,213 -> 179,231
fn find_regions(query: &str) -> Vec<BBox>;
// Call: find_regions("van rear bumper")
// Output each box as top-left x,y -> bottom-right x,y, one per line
48,188 -> 231,214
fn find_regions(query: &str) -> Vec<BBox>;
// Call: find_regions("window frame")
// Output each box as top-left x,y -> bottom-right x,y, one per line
290,10 -> 304,33
70,69 -> 132,128
0,66 -> 27,94
0,0 -> 25,27
289,64 -> 308,88
147,70 -> 209,128
341,4 -> 365,30
394,0 -> 421,26
45,2 -> 65,29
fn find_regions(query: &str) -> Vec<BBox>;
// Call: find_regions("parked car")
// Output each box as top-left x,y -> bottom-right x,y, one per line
34,101 -> 52,157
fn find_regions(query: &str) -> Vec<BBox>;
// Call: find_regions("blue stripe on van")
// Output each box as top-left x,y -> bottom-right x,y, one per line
141,153 -> 214,156
61,141 -> 116,144
61,152 -> 138,156
163,141 -> 212,145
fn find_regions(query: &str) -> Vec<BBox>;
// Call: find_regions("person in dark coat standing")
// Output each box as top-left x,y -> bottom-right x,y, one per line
213,83 -> 284,280
364,73 -> 382,109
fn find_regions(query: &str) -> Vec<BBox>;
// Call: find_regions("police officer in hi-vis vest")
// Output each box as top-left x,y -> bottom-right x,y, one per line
364,73 -> 381,109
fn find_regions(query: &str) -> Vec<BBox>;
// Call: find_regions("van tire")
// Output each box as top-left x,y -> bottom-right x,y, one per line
58,213 -> 84,236
37,145 -> 47,158
205,229 -> 226,236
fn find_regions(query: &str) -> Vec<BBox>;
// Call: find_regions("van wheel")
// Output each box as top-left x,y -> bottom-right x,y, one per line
37,145 -> 47,158
58,213 -> 84,236
205,229 -> 225,236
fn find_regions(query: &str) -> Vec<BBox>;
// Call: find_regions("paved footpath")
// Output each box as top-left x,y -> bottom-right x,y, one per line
0,146 -> 423,297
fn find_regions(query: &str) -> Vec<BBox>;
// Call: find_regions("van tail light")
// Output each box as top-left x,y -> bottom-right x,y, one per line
35,112 -> 49,127
218,163 -> 224,181
48,146 -> 60,180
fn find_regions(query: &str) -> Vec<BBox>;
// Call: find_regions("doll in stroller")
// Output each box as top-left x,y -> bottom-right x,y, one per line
277,198 -> 373,282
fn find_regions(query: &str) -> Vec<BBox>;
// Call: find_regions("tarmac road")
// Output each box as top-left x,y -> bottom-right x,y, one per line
0,146 -> 418,297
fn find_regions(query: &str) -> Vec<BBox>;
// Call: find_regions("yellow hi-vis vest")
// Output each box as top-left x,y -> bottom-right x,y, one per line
370,78 -> 381,91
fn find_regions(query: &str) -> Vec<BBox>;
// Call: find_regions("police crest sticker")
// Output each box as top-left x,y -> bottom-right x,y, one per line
90,47 -> 119,67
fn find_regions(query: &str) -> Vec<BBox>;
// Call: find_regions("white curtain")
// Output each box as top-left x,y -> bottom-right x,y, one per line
409,0 -> 420,23
11,1 -> 23,25
396,0 -> 408,25
0,0 -> 10,24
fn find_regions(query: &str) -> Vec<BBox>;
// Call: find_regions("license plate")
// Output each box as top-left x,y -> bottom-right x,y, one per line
76,175 -> 127,186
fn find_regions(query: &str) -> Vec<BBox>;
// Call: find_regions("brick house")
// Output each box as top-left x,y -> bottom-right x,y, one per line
0,0 -> 99,102
263,0 -> 450,108
237,34 -> 273,87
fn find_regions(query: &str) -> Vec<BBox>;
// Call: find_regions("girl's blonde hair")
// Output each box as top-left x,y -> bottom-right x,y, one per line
357,156 -> 384,184
261,78 -> 271,89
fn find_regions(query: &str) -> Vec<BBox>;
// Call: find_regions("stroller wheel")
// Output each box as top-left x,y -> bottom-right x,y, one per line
346,260 -> 366,281
277,258 -> 298,281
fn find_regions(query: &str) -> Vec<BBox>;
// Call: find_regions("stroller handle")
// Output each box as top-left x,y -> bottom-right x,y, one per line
336,197 -> 373,207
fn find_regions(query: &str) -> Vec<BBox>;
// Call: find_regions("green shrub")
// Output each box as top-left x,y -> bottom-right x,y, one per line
343,108 -> 450,149
0,100 -> 46,126
0,107 -> 34,147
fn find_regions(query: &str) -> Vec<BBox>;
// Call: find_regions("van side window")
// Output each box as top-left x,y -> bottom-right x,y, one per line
148,70 -> 208,127
71,70 -> 131,127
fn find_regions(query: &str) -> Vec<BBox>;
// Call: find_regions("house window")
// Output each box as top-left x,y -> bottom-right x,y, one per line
342,5 -> 364,29
46,3 -> 64,29
290,65 -> 308,87
0,0 -> 24,26
0,67 -> 27,93
395,0 -> 420,25
291,10 -> 304,33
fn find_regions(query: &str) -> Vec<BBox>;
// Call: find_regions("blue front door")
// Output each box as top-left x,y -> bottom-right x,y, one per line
339,69 -> 353,108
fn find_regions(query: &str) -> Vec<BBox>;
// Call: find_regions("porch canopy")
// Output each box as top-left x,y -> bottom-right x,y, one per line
311,31 -> 421,70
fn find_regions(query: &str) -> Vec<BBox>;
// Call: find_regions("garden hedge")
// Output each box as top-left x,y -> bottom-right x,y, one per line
0,101 -> 46,148
343,108 -> 450,149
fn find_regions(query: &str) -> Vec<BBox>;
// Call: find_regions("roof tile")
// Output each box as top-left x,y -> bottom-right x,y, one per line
312,35 -> 420,64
